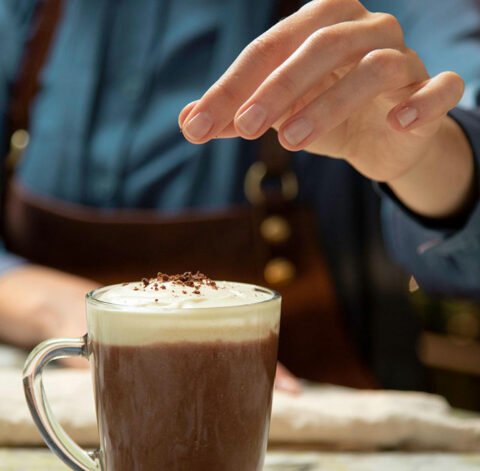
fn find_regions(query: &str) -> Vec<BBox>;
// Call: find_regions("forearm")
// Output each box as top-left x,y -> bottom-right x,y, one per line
0,265 -> 51,348
0,265 -> 96,349
388,116 -> 476,219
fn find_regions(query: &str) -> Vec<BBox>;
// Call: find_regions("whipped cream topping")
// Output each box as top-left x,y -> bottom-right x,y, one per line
87,277 -> 281,345
95,280 -> 273,310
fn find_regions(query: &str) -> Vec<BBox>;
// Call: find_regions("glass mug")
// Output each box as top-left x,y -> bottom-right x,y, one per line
23,282 -> 281,471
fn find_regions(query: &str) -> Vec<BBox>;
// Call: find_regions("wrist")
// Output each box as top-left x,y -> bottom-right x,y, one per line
387,116 -> 476,219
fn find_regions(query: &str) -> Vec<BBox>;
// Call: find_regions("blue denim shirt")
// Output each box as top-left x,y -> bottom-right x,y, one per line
1,0 -> 480,300
382,108 -> 480,298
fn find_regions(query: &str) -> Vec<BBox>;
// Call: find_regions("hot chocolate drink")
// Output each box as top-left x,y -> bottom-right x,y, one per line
87,273 -> 280,471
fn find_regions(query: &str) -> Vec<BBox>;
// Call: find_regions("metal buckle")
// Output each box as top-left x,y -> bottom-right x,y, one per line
244,161 -> 298,205
6,129 -> 29,170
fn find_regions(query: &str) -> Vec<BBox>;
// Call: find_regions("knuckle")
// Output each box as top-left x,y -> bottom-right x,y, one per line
347,0 -> 367,16
308,27 -> 350,56
308,0 -> 334,14
404,47 -> 421,64
363,49 -> 404,84
373,13 -> 404,44
317,0 -> 340,10
247,35 -> 282,63
404,47 -> 429,76
309,0 -> 364,17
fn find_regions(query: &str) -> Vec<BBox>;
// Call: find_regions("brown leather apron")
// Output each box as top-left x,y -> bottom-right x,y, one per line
2,0 -> 376,388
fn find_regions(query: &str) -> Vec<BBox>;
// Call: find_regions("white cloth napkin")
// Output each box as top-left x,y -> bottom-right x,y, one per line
270,385 -> 480,451
2,367 -> 480,450
1,368 -> 98,447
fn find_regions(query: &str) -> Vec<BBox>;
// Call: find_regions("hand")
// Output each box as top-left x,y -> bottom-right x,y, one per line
179,0 -> 473,217
275,362 -> 302,394
0,265 -> 98,367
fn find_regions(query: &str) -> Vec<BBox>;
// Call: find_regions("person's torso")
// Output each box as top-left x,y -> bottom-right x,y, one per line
12,0 -> 480,388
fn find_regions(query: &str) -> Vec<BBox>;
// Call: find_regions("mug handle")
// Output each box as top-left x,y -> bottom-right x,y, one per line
22,335 -> 100,471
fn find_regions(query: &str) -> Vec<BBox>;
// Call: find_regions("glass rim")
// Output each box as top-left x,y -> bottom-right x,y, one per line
86,281 -> 280,314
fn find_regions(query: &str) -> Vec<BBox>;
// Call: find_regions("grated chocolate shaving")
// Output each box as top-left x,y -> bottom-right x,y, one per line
137,271 -> 218,295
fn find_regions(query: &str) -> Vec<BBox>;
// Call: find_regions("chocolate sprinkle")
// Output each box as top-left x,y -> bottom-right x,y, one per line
136,271 -> 218,295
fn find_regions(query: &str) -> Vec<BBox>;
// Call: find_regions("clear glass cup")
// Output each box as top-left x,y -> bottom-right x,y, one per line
23,282 -> 281,471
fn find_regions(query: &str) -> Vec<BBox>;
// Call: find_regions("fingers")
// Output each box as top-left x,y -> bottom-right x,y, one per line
179,102 -> 240,139
61,357 -> 90,369
277,48 -> 427,150
179,0 -> 366,143
233,13 -> 404,139
181,71 -> 464,143
388,71 -> 465,135
274,363 -> 302,394
178,101 -> 198,128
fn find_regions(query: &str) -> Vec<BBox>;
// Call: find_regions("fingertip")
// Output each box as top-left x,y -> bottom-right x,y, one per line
441,70 -> 465,102
389,71 -> 466,133
178,100 -> 199,128
275,376 -> 303,395
233,103 -> 269,140
277,134 -> 308,152
277,116 -> 315,151
181,111 -> 214,143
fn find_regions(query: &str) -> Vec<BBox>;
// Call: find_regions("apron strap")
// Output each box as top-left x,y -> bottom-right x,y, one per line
1,0 -> 63,238
7,0 -> 64,136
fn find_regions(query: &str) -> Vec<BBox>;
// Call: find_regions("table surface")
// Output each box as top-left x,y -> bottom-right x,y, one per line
3,347 -> 480,470
2,449 -> 480,471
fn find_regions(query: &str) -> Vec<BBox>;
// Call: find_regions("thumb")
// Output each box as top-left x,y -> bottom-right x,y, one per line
274,362 -> 302,394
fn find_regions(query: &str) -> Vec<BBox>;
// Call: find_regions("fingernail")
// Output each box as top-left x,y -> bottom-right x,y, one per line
178,101 -> 197,128
283,118 -> 314,146
183,112 -> 213,140
396,106 -> 418,128
236,104 -> 267,136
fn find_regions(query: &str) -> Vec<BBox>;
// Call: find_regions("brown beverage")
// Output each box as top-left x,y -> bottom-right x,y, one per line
92,334 -> 277,470
87,274 -> 281,471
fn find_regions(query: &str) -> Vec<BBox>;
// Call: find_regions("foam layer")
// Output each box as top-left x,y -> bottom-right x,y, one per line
87,281 -> 280,346
96,280 -> 273,309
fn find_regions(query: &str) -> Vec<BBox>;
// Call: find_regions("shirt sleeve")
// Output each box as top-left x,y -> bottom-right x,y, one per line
381,107 -> 480,297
